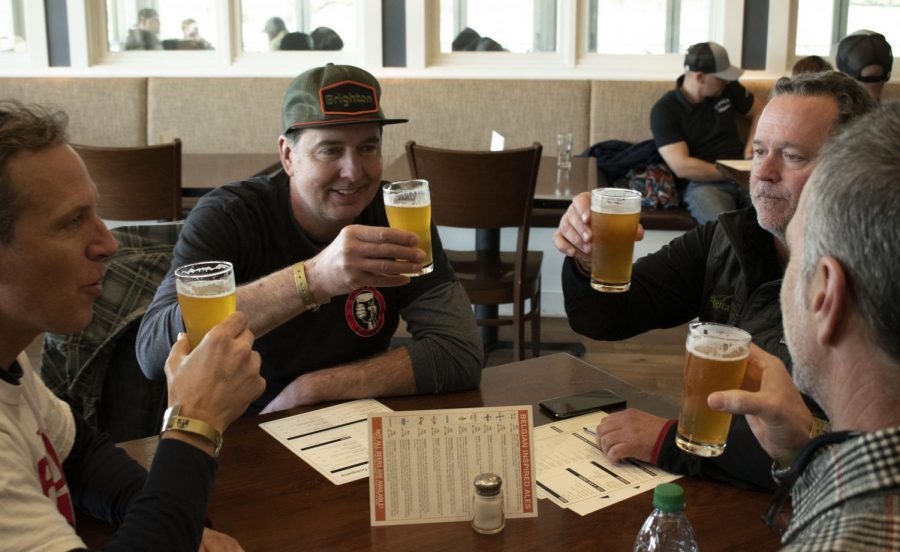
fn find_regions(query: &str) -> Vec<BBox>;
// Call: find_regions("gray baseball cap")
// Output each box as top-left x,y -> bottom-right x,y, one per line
684,42 -> 743,81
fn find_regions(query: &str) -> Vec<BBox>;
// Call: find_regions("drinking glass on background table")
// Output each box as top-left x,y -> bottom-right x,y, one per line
382,179 -> 434,276
676,322 -> 751,457
556,132 -> 573,170
590,188 -> 642,293
175,261 -> 237,349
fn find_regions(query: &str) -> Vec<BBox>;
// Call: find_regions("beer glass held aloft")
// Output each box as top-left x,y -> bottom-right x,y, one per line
382,179 -> 434,277
175,261 -> 237,350
590,188 -> 642,293
676,322 -> 751,457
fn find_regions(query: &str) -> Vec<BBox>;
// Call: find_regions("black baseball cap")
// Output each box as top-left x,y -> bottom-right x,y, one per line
836,30 -> 893,83
684,41 -> 743,81
282,63 -> 407,133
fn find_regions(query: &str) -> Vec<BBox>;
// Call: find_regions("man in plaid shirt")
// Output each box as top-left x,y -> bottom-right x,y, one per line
710,102 -> 900,549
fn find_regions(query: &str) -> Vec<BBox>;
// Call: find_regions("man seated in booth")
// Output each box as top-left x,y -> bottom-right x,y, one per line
651,41 -> 763,224
137,64 -> 483,416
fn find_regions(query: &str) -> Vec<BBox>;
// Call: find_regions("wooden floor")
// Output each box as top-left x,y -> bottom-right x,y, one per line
483,317 -> 688,408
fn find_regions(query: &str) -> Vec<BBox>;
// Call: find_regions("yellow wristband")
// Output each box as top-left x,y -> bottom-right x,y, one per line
292,261 -> 320,312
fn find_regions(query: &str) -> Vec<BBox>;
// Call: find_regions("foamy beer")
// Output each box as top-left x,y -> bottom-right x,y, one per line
676,322 -> 751,457
382,179 -> 433,276
175,261 -> 237,350
590,188 -> 642,292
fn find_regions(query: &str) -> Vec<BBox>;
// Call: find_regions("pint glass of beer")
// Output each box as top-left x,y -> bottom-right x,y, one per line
175,261 -> 237,350
590,188 -> 642,292
676,322 -> 752,457
382,179 -> 433,276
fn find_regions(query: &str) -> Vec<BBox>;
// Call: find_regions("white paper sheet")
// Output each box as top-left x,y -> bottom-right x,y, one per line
490,130 -> 506,151
534,411 -> 681,516
259,399 -> 393,485
369,406 -> 538,526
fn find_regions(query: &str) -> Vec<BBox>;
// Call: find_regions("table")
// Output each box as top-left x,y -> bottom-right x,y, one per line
716,159 -> 752,192
84,354 -> 779,551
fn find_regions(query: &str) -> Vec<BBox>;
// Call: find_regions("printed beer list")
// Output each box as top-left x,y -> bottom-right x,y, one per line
369,406 -> 538,526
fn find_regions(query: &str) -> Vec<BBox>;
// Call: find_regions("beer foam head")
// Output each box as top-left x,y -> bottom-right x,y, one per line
686,323 -> 751,360
175,261 -> 235,297
591,188 -> 642,214
383,179 -> 430,207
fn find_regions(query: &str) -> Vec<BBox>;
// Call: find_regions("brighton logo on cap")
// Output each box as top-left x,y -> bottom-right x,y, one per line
319,80 -> 378,116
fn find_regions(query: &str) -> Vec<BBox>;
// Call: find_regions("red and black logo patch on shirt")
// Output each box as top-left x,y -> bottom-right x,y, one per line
345,287 -> 385,337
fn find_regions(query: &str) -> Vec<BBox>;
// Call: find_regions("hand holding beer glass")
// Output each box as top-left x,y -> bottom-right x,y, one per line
175,261 -> 237,350
590,188 -> 642,292
676,322 -> 751,457
382,179 -> 434,276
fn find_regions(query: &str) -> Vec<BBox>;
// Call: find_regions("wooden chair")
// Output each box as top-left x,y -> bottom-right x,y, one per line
406,141 -> 543,361
72,139 -> 182,221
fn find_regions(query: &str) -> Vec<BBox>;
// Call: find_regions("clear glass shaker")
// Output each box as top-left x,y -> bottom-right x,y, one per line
471,472 -> 505,534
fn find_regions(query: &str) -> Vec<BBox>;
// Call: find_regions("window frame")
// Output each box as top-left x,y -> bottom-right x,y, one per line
0,0 -> 49,70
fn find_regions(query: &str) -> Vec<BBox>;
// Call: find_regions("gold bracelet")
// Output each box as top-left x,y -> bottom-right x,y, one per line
161,405 -> 223,457
292,261 -> 320,312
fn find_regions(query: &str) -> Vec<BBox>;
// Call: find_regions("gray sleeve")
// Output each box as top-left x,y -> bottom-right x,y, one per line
401,280 -> 483,393
135,271 -> 183,381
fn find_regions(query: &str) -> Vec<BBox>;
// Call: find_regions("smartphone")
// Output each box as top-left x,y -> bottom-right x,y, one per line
539,390 -> 627,419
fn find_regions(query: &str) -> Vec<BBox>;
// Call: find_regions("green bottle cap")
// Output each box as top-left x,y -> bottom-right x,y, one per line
652,483 -> 685,513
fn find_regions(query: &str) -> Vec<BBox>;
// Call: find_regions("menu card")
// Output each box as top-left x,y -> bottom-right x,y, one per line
369,406 -> 538,526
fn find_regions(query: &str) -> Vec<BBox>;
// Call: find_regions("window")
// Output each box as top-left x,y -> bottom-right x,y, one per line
105,0 -> 218,52
0,0 -> 26,53
796,0 -> 900,56
586,0 -> 714,55
438,0 -> 557,53
240,0 -> 356,52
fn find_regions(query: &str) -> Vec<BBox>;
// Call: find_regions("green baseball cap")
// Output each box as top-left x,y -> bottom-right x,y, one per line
282,63 -> 407,133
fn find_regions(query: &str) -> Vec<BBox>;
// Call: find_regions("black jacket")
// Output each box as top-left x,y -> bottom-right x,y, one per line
563,207 -> 824,491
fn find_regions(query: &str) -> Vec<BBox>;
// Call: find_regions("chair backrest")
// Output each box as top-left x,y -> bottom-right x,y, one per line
73,139 -> 182,221
405,141 -> 543,231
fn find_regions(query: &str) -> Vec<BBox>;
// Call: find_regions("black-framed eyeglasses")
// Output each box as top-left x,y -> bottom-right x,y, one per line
763,430 -> 861,536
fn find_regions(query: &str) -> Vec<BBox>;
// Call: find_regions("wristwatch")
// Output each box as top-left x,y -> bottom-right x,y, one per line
161,404 -> 223,457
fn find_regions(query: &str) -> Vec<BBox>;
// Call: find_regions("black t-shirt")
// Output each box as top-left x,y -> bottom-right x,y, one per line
139,172 -> 455,413
650,75 -> 755,162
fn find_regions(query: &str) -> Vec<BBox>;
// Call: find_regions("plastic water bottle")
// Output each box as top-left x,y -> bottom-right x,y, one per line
633,483 -> 699,552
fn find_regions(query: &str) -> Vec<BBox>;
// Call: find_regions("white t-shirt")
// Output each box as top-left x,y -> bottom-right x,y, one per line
0,354 -> 86,551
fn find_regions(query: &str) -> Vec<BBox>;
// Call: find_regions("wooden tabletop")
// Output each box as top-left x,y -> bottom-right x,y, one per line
87,354 -> 778,551
716,159 -> 752,192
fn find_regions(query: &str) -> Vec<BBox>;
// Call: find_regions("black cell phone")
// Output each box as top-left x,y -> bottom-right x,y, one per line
539,390 -> 627,419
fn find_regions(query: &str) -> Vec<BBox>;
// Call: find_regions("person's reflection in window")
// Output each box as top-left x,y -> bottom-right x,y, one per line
451,27 -> 505,52
264,17 -> 288,51
178,18 -> 213,50
311,27 -> 343,50
280,32 -> 313,50
125,8 -> 162,50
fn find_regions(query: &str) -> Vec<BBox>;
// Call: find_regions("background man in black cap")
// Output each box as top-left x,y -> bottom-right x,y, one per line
836,29 -> 893,101
138,64 -> 483,416
650,41 -> 763,224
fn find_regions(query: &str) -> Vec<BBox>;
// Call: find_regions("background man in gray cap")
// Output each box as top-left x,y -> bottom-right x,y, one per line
138,64 -> 483,415
650,41 -> 763,224
836,29 -> 893,100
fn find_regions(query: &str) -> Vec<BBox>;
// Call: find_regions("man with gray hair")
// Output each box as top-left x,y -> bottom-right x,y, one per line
709,101 -> 900,548
555,71 -> 876,491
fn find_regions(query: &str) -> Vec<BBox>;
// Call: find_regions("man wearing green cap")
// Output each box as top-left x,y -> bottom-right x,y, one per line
138,64 -> 483,415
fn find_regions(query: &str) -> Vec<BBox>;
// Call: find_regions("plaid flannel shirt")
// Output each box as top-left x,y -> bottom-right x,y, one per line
41,223 -> 182,426
783,426 -> 900,550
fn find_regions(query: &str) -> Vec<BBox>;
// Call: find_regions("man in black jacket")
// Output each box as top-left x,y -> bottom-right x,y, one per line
553,72 -> 876,490
0,100 -> 265,550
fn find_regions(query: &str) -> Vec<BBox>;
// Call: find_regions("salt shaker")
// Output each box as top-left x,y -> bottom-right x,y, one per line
471,473 -> 505,534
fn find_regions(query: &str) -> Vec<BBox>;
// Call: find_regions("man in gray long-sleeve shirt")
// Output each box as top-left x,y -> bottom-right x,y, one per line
137,64 -> 483,415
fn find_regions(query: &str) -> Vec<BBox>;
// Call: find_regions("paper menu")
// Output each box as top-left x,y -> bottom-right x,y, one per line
259,398 -> 392,485
534,411 -> 680,516
369,406 -> 538,526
